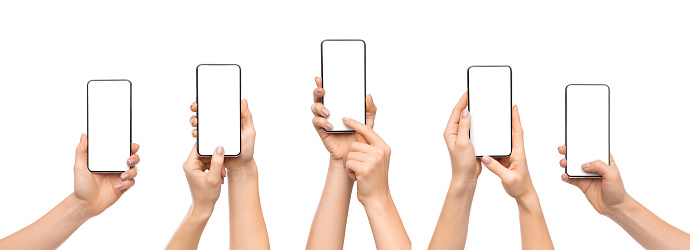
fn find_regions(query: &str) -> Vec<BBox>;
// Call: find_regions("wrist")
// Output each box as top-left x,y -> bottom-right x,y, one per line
515,190 -> 541,211
361,191 -> 393,210
67,193 -> 96,221
190,203 -> 214,220
449,177 -> 478,193
227,158 -> 258,181
606,194 -> 638,220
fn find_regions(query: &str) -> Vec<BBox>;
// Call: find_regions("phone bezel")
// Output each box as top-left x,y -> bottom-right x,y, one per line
466,65 -> 513,157
320,39 -> 367,133
195,64 -> 242,157
86,79 -> 132,173
565,84 -> 610,178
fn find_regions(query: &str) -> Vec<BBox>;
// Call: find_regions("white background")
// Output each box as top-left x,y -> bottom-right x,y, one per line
1,1 -> 689,249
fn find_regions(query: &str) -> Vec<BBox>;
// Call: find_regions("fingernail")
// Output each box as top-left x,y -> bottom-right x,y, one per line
327,123 -> 334,130
127,158 -> 135,165
115,184 -> 123,190
581,162 -> 590,168
191,118 -> 196,125
317,88 -> 323,93
322,108 -> 330,116
121,173 -> 130,180
192,129 -> 195,136
216,146 -> 224,155
343,117 -> 350,122
482,155 -> 491,164
462,109 -> 469,118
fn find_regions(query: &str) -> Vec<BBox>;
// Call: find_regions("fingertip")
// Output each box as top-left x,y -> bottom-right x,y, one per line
215,146 -> 225,155
481,155 -> 491,165
561,173 -> 569,182
560,158 -> 566,168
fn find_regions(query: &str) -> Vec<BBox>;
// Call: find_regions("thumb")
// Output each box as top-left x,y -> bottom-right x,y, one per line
75,134 -> 88,167
355,132 -> 369,144
481,155 -> 511,179
581,160 -> 610,178
209,146 -> 225,180
457,108 -> 470,140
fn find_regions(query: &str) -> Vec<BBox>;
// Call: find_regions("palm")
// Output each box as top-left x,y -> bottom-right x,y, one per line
73,161 -> 124,216
320,133 -> 356,160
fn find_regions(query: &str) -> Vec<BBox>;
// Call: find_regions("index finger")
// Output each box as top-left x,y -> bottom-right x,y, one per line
191,102 -> 197,112
342,118 -> 385,146
131,143 -> 140,154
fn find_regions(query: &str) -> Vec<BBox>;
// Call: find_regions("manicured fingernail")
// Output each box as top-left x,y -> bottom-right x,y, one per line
216,146 -> 224,155
327,123 -> 334,130
462,109 -> 469,118
191,118 -> 196,125
482,155 -> 491,164
127,158 -> 135,165
342,117 -> 350,122
115,184 -> 123,190
581,162 -> 590,168
322,108 -> 330,116
121,173 -> 130,180
317,88 -> 323,93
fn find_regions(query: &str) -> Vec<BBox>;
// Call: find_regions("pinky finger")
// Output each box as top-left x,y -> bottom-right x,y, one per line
115,179 -> 136,191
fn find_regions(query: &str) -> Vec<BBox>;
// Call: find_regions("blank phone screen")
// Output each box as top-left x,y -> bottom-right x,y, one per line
196,64 -> 241,156
321,40 -> 366,132
566,84 -> 609,177
468,66 -> 512,157
87,80 -> 131,172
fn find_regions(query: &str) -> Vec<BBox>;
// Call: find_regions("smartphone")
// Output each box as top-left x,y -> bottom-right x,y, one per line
565,84 -> 609,178
320,39 -> 366,132
467,65 -> 512,157
196,64 -> 241,157
87,80 -> 132,173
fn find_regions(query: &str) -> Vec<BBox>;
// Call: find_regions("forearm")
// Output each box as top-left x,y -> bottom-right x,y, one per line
428,179 -> 476,250
228,159 -> 270,250
364,195 -> 411,250
166,205 -> 212,250
608,196 -> 690,249
306,158 -> 354,250
516,191 -> 554,250
0,193 -> 91,249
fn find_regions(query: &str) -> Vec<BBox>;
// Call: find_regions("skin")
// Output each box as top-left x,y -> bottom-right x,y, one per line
0,134 -> 140,249
306,76 -> 377,250
342,118 -> 411,250
429,95 -> 553,250
428,92 -> 481,250
559,146 -> 690,249
481,105 -> 554,250
168,99 -> 269,250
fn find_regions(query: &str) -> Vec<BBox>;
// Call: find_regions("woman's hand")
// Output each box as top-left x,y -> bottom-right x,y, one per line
342,118 -> 391,206
444,92 -> 481,183
190,99 -> 256,170
558,146 -> 631,216
480,106 -> 536,201
311,76 -> 377,160
73,134 -> 140,217
182,145 -> 227,216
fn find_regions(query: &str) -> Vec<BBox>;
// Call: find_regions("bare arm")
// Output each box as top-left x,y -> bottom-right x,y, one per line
167,206 -> 213,250
228,159 -> 269,249
608,197 -> 690,249
306,159 -> 354,249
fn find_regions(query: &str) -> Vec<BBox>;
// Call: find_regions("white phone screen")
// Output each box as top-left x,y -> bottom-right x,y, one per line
566,84 -> 609,177
196,64 -> 241,156
468,66 -> 512,157
87,80 -> 131,172
321,40 -> 366,132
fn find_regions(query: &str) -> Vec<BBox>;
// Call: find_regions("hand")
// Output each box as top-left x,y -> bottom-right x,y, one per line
73,134 -> 140,217
480,106 -> 536,201
342,118 -> 391,206
444,92 -> 481,183
558,146 -> 631,216
311,76 -> 377,160
190,99 -> 256,169
182,144 -> 227,215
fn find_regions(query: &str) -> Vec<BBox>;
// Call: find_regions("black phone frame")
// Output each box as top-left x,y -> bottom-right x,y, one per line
320,39 -> 367,133
86,79 -> 132,173
195,64 -> 242,157
565,84 -> 610,178
466,65 -> 513,158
